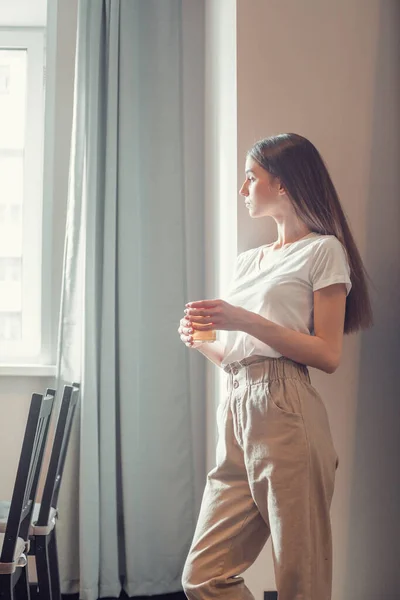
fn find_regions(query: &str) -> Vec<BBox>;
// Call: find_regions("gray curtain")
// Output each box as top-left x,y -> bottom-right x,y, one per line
55,1 -> 206,599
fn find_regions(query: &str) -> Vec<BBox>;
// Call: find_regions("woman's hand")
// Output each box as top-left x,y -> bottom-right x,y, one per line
177,315 -> 204,349
185,299 -> 248,332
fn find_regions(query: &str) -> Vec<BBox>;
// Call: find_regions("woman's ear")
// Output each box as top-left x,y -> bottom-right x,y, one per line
278,182 -> 286,196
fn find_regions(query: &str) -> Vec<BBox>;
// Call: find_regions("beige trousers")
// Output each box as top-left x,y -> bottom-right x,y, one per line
182,355 -> 339,600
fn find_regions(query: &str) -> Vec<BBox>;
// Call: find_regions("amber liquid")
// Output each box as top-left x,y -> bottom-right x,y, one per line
192,323 -> 216,343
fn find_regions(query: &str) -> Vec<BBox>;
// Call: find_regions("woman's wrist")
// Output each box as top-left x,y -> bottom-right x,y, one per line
235,307 -> 258,333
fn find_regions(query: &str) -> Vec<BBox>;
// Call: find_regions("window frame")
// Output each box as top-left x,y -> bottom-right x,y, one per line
0,27 -> 49,366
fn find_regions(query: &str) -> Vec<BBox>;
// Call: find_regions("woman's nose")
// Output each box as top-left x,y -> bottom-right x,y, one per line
239,184 -> 247,196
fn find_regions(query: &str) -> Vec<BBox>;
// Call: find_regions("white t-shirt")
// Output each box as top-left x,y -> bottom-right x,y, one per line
220,232 -> 352,367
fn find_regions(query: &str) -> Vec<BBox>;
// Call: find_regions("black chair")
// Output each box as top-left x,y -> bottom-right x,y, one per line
31,383 -> 80,600
0,390 -> 55,600
0,384 -> 80,600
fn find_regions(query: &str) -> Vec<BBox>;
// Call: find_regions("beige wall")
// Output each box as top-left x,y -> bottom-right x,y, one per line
230,0 -> 399,598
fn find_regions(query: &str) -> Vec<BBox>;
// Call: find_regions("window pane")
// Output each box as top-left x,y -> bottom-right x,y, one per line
0,207 -> 23,259
0,257 -> 22,282
0,49 -> 27,149
0,312 -> 22,341
0,161 -> 23,349
0,156 -> 23,205
0,30 -> 44,360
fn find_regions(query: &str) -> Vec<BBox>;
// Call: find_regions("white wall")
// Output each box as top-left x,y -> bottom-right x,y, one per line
208,1 -> 399,599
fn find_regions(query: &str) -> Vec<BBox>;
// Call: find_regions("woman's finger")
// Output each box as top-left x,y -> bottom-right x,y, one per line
180,318 -> 192,327
178,325 -> 193,334
179,314 -> 197,348
179,316 -> 192,326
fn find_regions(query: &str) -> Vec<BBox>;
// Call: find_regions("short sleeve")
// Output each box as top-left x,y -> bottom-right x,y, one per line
310,236 -> 352,296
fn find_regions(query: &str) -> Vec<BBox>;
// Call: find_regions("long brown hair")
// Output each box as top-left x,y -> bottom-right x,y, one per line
249,133 -> 373,334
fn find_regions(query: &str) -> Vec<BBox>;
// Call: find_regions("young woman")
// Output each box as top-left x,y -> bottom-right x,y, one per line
178,133 -> 373,600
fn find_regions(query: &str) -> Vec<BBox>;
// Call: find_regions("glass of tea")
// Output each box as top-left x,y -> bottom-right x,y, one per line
192,322 -> 216,343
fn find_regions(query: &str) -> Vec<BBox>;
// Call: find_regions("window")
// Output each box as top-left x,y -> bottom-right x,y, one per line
0,28 -> 45,363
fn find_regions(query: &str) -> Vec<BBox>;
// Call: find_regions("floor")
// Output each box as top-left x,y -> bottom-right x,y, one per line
29,586 -> 186,600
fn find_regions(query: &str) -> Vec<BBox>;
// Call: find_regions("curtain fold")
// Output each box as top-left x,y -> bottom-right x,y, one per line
56,2 -> 206,599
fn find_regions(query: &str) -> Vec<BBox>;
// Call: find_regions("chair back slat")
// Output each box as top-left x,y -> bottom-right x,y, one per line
23,417 -> 45,509
28,387 -> 56,502
52,383 -> 80,505
19,393 -> 54,541
19,500 -> 33,524
0,391 -> 54,562
36,383 -> 80,526
21,391 -> 55,528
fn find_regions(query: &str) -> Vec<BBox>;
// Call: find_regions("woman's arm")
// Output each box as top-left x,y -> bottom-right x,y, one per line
186,282 -> 347,374
242,283 -> 347,374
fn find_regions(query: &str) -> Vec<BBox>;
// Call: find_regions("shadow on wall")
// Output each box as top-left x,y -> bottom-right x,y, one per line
343,1 -> 400,599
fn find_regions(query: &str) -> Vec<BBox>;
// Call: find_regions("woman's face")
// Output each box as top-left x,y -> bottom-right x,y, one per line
239,156 -> 287,218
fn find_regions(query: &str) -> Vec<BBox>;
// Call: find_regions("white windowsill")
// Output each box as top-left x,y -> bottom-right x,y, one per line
0,365 -> 57,377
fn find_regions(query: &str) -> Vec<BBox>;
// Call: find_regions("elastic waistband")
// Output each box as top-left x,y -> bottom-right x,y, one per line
223,355 -> 310,385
